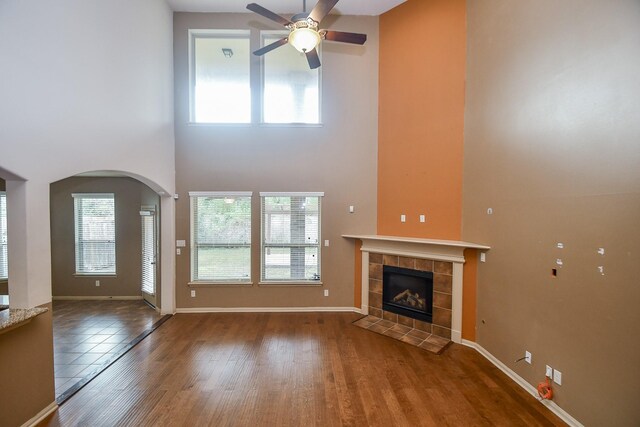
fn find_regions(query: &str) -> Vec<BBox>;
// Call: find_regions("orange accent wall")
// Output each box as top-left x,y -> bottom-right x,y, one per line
378,0 -> 466,240
462,249 -> 478,341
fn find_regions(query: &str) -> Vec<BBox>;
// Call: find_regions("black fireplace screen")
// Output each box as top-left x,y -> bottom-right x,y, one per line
382,265 -> 433,323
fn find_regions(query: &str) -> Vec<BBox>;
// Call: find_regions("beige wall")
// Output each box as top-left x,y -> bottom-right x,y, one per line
0,304 -> 54,427
50,177 -> 160,298
463,1 -> 640,425
173,13 -> 378,308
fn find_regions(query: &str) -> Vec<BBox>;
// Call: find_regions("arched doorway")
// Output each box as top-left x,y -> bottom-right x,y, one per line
49,171 -> 172,401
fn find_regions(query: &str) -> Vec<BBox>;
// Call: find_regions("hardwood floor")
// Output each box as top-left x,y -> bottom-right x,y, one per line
52,300 -> 164,399
41,312 -> 565,426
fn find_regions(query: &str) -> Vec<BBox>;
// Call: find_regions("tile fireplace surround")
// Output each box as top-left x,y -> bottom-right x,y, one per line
343,235 -> 490,344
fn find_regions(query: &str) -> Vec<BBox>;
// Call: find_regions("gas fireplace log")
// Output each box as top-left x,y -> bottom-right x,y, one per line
393,289 -> 411,302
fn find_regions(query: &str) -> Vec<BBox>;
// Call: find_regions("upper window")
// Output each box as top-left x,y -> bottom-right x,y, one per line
262,32 -> 321,124
190,192 -> 252,283
0,192 -> 7,280
73,193 -> 116,275
190,30 -> 251,123
261,193 -> 322,283
188,29 -> 322,125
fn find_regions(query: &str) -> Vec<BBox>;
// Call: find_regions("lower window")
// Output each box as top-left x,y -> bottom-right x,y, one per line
190,192 -> 252,283
260,193 -> 322,283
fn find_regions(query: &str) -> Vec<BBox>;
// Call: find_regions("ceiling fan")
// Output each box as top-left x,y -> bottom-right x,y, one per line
247,0 -> 367,69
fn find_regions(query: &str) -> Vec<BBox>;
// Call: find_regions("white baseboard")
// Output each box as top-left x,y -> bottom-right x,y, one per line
52,296 -> 143,301
176,306 -> 362,314
22,401 -> 57,427
461,339 -> 583,427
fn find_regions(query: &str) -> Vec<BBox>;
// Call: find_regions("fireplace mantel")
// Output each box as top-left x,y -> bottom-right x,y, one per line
343,234 -> 490,344
342,235 -> 489,263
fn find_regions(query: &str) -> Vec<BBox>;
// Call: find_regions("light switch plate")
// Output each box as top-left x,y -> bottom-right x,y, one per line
176,240 -> 186,248
553,369 -> 562,385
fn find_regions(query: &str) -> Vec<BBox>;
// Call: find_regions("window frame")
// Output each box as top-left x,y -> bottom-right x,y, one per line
0,191 -> 7,281
73,193 -> 116,277
259,30 -> 323,125
188,29 -> 252,125
189,191 -> 253,285
259,192 -> 323,285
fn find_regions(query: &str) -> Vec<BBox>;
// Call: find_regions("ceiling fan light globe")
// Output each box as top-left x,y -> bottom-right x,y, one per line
289,27 -> 321,53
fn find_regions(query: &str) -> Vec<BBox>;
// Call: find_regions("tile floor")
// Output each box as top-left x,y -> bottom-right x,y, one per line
52,300 -> 164,398
353,315 -> 452,354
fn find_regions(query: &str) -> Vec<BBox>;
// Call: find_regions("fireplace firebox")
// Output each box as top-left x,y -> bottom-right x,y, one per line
382,265 -> 433,323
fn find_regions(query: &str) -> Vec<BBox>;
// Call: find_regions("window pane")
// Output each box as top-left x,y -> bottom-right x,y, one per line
263,246 -> 319,281
191,194 -> 252,282
74,195 -> 116,275
193,32 -> 251,123
195,246 -> 251,281
263,33 -> 320,124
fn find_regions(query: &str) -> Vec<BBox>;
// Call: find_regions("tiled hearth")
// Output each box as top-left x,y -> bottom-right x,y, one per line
353,315 -> 451,354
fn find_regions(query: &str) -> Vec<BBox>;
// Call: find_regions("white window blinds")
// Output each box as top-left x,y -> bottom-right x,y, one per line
261,193 -> 322,282
73,194 -> 116,275
0,192 -> 7,280
141,211 -> 155,295
190,192 -> 252,282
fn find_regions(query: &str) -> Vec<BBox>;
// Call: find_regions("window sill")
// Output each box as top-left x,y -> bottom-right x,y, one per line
186,122 -> 324,128
188,281 -> 253,287
73,274 -> 117,278
258,281 -> 323,286
187,122 -> 252,127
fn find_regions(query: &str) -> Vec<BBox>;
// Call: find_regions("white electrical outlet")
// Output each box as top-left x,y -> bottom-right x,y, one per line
419,214 -> 426,223
525,351 -> 532,364
480,253 -> 486,263
324,289 -> 329,297
349,205 -> 354,213
176,248 -> 181,255
400,214 -> 406,223
95,280 -> 100,287
190,290 -> 196,298
546,365 -> 553,378
324,240 -> 330,247
553,369 -> 562,385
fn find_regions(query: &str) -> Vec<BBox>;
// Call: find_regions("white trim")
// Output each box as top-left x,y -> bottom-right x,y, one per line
175,306 -> 360,314
342,234 -> 490,250
259,192 -> 325,197
258,281 -> 322,286
360,251 -> 369,314
21,401 -> 58,427
451,262 -> 464,343
461,340 -> 584,427
52,296 -> 143,301
71,193 -> 115,199
188,191 -> 252,197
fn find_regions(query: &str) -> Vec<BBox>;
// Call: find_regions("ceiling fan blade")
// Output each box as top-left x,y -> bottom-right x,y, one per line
323,30 -> 367,45
305,48 -> 321,69
253,37 -> 288,56
246,3 -> 293,27
308,0 -> 339,24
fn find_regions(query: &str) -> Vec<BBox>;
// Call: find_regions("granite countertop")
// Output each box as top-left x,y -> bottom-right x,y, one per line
0,306 -> 49,334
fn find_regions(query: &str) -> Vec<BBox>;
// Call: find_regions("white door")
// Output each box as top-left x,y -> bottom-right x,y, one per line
140,209 -> 157,307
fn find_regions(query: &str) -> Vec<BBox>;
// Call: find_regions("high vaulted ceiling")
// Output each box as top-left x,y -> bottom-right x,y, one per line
166,0 -> 407,16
